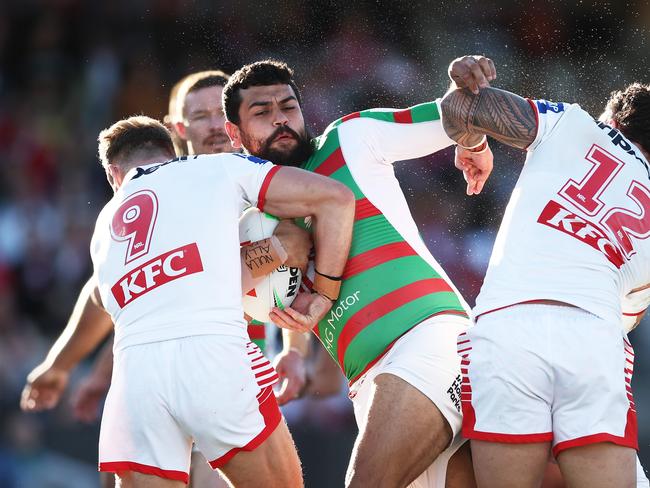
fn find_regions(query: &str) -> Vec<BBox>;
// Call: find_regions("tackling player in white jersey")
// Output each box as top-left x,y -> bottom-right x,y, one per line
64,70 -> 315,488
441,59 -> 650,487
26,115 -> 356,487
20,70 -> 314,488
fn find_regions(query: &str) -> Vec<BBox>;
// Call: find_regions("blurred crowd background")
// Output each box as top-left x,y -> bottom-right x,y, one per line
0,0 -> 649,486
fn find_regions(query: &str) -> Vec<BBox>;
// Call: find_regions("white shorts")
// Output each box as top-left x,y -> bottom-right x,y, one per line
638,455 -> 650,487
99,336 -> 281,483
460,304 -> 637,457
349,314 -> 470,487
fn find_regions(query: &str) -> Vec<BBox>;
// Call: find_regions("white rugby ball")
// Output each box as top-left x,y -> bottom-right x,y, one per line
239,208 -> 302,322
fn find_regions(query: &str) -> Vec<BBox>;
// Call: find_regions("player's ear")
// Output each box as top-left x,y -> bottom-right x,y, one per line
106,164 -> 120,191
107,162 -> 130,192
173,121 -> 188,140
225,121 -> 243,149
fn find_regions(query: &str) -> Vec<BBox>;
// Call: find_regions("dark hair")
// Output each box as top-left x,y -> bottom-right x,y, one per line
604,83 -> 650,154
98,115 -> 175,168
222,60 -> 302,124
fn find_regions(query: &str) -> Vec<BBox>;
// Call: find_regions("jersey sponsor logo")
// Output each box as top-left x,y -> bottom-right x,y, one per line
538,200 -> 625,267
446,374 -> 462,413
323,290 -> 361,351
536,100 -> 565,114
111,243 -> 204,307
233,153 -> 270,165
596,121 -> 650,175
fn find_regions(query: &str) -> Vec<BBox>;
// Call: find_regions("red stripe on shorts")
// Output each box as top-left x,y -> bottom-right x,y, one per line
552,337 -> 638,456
455,331 -> 554,444
208,386 -> 282,469
99,461 -> 189,484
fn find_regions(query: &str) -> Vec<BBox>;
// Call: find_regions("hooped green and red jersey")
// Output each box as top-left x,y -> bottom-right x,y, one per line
301,100 -> 470,382
247,320 -> 266,352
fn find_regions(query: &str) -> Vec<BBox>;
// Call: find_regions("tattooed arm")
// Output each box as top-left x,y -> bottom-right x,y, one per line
441,87 -> 538,150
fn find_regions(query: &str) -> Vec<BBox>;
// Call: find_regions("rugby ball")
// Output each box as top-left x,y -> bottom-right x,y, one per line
239,208 -> 302,322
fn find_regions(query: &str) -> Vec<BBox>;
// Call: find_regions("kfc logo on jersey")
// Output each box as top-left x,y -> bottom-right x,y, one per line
538,200 -> 625,267
111,243 -> 204,307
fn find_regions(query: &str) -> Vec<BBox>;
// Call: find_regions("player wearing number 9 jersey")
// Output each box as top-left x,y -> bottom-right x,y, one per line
442,73 -> 650,488
89,115 -> 354,488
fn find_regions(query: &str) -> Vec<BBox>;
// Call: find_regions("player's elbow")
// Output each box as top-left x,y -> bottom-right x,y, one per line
440,90 -> 470,142
328,182 -> 355,216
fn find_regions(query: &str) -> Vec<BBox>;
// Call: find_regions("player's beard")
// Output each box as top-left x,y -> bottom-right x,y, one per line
245,125 -> 314,167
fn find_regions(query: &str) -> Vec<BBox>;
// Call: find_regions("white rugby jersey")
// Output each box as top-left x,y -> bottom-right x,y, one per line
90,153 -> 278,351
474,100 -> 650,325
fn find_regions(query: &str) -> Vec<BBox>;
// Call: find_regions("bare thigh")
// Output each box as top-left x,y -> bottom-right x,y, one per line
115,472 -> 185,488
101,472 -> 116,488
470,440 -> 551,488
346,373 -> 454,488
219,419 -> 303,488
189,451 -> 228,488
557,443 -> 635,488
540,459 -> 565,488
446,442 -> 476,488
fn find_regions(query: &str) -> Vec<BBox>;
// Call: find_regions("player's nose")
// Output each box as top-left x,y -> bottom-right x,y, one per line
272,108 -> 289,126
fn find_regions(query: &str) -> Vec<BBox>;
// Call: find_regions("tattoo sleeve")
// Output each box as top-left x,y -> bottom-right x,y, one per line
441,87 -> 538,150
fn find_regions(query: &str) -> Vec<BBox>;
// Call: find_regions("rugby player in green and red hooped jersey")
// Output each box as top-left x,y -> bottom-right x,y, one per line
222,57 -> 495,488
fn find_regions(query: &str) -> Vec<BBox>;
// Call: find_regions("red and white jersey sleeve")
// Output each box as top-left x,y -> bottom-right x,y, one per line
221,153 -> 281,212
474,101 -> 650,325
337,100 -> 455,165
90,153 -> 277,351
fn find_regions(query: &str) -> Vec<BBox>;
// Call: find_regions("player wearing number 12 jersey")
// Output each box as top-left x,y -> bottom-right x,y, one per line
442,75 -> 650,487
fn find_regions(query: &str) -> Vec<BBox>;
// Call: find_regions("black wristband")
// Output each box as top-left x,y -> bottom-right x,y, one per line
314,268 -> 342,281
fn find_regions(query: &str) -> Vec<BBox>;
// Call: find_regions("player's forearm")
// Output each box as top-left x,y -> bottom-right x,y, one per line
261,167 -> 355,280
306,348 -> 343,397
440,87 -> 537,149
45,279 -> 114,371
90,336 -> 114,383
310,186 -> 355,281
